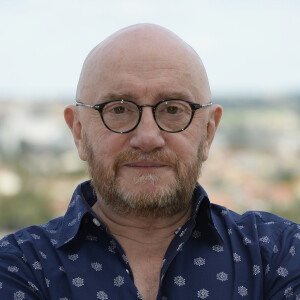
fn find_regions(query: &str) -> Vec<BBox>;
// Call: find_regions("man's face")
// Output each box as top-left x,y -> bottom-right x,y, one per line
73,29 -> 218,217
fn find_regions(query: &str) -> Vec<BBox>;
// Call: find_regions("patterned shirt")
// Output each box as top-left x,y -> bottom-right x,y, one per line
0,180 -> 300,300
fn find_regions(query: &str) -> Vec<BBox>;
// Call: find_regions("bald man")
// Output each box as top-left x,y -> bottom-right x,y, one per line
0,24 -> 299,300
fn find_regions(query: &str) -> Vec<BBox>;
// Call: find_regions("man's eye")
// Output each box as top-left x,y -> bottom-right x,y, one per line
113,106 -> 127,114
166,106 -> 179,114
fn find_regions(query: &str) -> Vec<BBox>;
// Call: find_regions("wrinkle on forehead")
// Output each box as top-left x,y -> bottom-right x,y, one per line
76,23 -> 211,102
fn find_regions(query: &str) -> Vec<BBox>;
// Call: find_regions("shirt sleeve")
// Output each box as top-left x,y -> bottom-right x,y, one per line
0,252 -> 44,300
264,223 -> 300,299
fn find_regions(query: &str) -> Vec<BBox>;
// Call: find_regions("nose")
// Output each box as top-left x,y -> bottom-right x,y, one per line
129,107 -> 165,152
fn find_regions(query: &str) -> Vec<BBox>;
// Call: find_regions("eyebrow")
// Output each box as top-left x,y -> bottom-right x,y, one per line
98,93 -> 136,102
97,91 -> 193,103
156,91 -> 192,101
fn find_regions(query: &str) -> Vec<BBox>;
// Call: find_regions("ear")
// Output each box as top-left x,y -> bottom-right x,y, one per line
202,104 -> 222,161
64,105 -> 87,161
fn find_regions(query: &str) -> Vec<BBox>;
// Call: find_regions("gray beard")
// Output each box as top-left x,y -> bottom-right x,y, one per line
84,135 -> 204,218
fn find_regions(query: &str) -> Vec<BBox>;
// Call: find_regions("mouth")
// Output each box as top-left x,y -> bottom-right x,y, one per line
124,161 -> 169,169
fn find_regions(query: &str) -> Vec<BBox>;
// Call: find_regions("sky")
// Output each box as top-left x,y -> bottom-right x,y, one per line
0,0 -> 299,101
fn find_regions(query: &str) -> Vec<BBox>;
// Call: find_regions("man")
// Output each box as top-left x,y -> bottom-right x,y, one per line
0,24 -> 299,300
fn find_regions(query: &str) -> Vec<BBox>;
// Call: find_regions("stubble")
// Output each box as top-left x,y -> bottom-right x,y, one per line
84,133 -> 205,218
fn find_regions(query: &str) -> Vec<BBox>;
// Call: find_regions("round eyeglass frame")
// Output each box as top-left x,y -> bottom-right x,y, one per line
76,99 -> 213,133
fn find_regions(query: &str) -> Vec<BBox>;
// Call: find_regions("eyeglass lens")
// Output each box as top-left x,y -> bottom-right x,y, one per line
103,101 -> 139,132
102,100 -> 193,132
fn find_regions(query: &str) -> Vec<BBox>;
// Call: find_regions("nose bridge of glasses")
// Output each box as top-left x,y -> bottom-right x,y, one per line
138,104 -> 157,117
136,103 -> 159,128
139,104 -> 156,109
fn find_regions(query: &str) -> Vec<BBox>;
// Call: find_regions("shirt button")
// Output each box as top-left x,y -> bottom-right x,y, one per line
92,218 -> 101,227
126,269 -> 130,274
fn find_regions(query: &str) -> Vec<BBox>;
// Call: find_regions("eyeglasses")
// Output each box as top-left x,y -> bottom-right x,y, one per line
76,99 -> 212,133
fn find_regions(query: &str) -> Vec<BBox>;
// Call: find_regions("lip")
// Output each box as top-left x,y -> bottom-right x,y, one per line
123,161 -> 168,168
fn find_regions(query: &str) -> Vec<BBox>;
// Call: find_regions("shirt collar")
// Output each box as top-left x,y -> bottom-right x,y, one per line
190,183 -> 224,244
56,181 -> 99,248
56,180 -> 223,248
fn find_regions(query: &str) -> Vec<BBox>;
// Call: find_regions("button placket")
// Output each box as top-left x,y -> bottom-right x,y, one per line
92,218 -> 101,227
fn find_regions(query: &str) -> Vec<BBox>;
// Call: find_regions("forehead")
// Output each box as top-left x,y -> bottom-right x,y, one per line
77,28 -> 210,104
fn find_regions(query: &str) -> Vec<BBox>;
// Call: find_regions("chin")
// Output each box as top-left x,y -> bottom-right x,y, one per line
121,173 -> 173,190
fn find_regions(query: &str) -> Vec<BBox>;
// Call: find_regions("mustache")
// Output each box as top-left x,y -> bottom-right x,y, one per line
113,149 -> 179,172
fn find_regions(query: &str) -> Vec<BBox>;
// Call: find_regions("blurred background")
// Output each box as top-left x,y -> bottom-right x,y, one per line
0,0 -> 299,237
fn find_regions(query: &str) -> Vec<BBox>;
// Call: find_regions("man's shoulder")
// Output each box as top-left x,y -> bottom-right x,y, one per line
0,216 -> 63,256
211,204 -> 300,256
211,202 -> 298,227
210,203 -> 300,248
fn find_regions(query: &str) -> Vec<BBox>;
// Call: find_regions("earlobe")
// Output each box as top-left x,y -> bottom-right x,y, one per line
64,105 -> 87,161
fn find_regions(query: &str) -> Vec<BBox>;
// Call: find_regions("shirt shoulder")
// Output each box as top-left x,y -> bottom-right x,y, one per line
0,217 -> 63,299
210,204 -> 300,298
211,203 -> 298,234
210,203 -> 300,257
0,216 -> 63,255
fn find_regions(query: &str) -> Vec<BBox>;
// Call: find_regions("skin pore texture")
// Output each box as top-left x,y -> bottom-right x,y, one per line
64,23 -> 222,300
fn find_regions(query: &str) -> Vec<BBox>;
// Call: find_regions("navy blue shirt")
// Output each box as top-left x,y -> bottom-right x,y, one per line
0,181 -> 300,299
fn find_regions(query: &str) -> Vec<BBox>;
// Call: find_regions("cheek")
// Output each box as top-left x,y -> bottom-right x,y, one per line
89,130 -> 128,165
166,133 -> 201,165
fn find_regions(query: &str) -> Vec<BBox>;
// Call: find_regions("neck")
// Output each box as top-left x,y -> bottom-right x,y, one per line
92,195 -> 193,300
92,196 -> 192,245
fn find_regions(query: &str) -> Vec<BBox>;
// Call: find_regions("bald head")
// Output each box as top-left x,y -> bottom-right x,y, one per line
76,23 -> 211,104
65,25 -> 222,216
